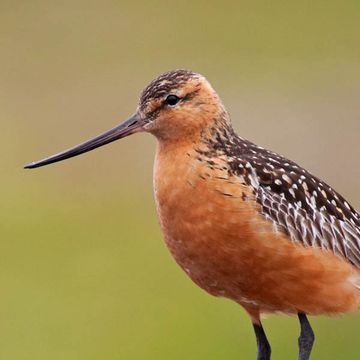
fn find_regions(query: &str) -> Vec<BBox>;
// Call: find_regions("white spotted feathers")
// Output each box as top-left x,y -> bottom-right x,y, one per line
198,123 -> 360,267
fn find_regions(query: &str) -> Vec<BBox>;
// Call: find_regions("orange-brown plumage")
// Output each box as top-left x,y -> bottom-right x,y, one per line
26,69 -> 360,360
154,140 -> 360,322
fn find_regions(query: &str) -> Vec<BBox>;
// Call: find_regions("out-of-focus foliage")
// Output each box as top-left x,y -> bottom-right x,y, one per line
1,1 -> 359,359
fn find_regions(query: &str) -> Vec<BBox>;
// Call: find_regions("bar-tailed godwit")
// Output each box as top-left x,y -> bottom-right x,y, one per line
25,70 -> 360,360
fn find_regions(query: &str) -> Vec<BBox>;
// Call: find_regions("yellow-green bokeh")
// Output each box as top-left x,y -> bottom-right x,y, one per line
1,1 -> 360,359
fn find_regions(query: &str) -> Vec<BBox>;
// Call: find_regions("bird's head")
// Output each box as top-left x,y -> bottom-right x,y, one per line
138,70 -> 227,140
24,70 -> 228,169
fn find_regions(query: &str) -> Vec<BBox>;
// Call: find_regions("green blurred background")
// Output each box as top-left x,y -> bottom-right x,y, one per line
1,1 -> 360,359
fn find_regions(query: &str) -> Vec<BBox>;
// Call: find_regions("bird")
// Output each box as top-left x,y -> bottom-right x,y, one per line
25,69 -> 360,360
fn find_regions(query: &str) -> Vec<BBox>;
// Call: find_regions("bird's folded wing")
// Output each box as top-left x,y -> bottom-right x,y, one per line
255,171 -> 360,267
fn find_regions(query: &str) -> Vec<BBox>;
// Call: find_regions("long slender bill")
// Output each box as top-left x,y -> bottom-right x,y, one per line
24,113 -> 142,169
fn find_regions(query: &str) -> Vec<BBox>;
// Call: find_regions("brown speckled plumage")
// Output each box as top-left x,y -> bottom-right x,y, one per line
195,124 -> 360,267
140,69 -> 198,105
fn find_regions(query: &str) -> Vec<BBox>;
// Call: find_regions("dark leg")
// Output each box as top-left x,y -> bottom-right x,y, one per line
298,313 -> 315,360
253,322 -> 271,360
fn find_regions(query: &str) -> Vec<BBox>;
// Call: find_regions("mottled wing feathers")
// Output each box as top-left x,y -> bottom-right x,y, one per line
237,141 -> 360,267
257,185 -> 360,266
201,126 -> 360,267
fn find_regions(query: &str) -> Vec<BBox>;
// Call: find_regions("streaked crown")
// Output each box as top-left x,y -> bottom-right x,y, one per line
138,70 -> 228,140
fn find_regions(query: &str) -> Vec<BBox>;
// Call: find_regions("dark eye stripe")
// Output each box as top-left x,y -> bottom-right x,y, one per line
183,89 -> 200,102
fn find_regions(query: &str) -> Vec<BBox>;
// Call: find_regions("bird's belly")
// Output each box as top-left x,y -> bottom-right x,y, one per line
155,184 -> 252,299
154,150 -> 360,315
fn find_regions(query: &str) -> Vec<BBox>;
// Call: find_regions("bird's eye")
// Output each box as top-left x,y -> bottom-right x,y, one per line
165,95 -> 180,107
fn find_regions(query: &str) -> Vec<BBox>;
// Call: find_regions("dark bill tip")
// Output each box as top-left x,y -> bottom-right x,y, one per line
24,113 -> 142,169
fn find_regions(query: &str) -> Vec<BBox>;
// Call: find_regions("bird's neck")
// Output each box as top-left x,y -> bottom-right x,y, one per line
153,120 -> 238,197
156,113 -> 236,154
